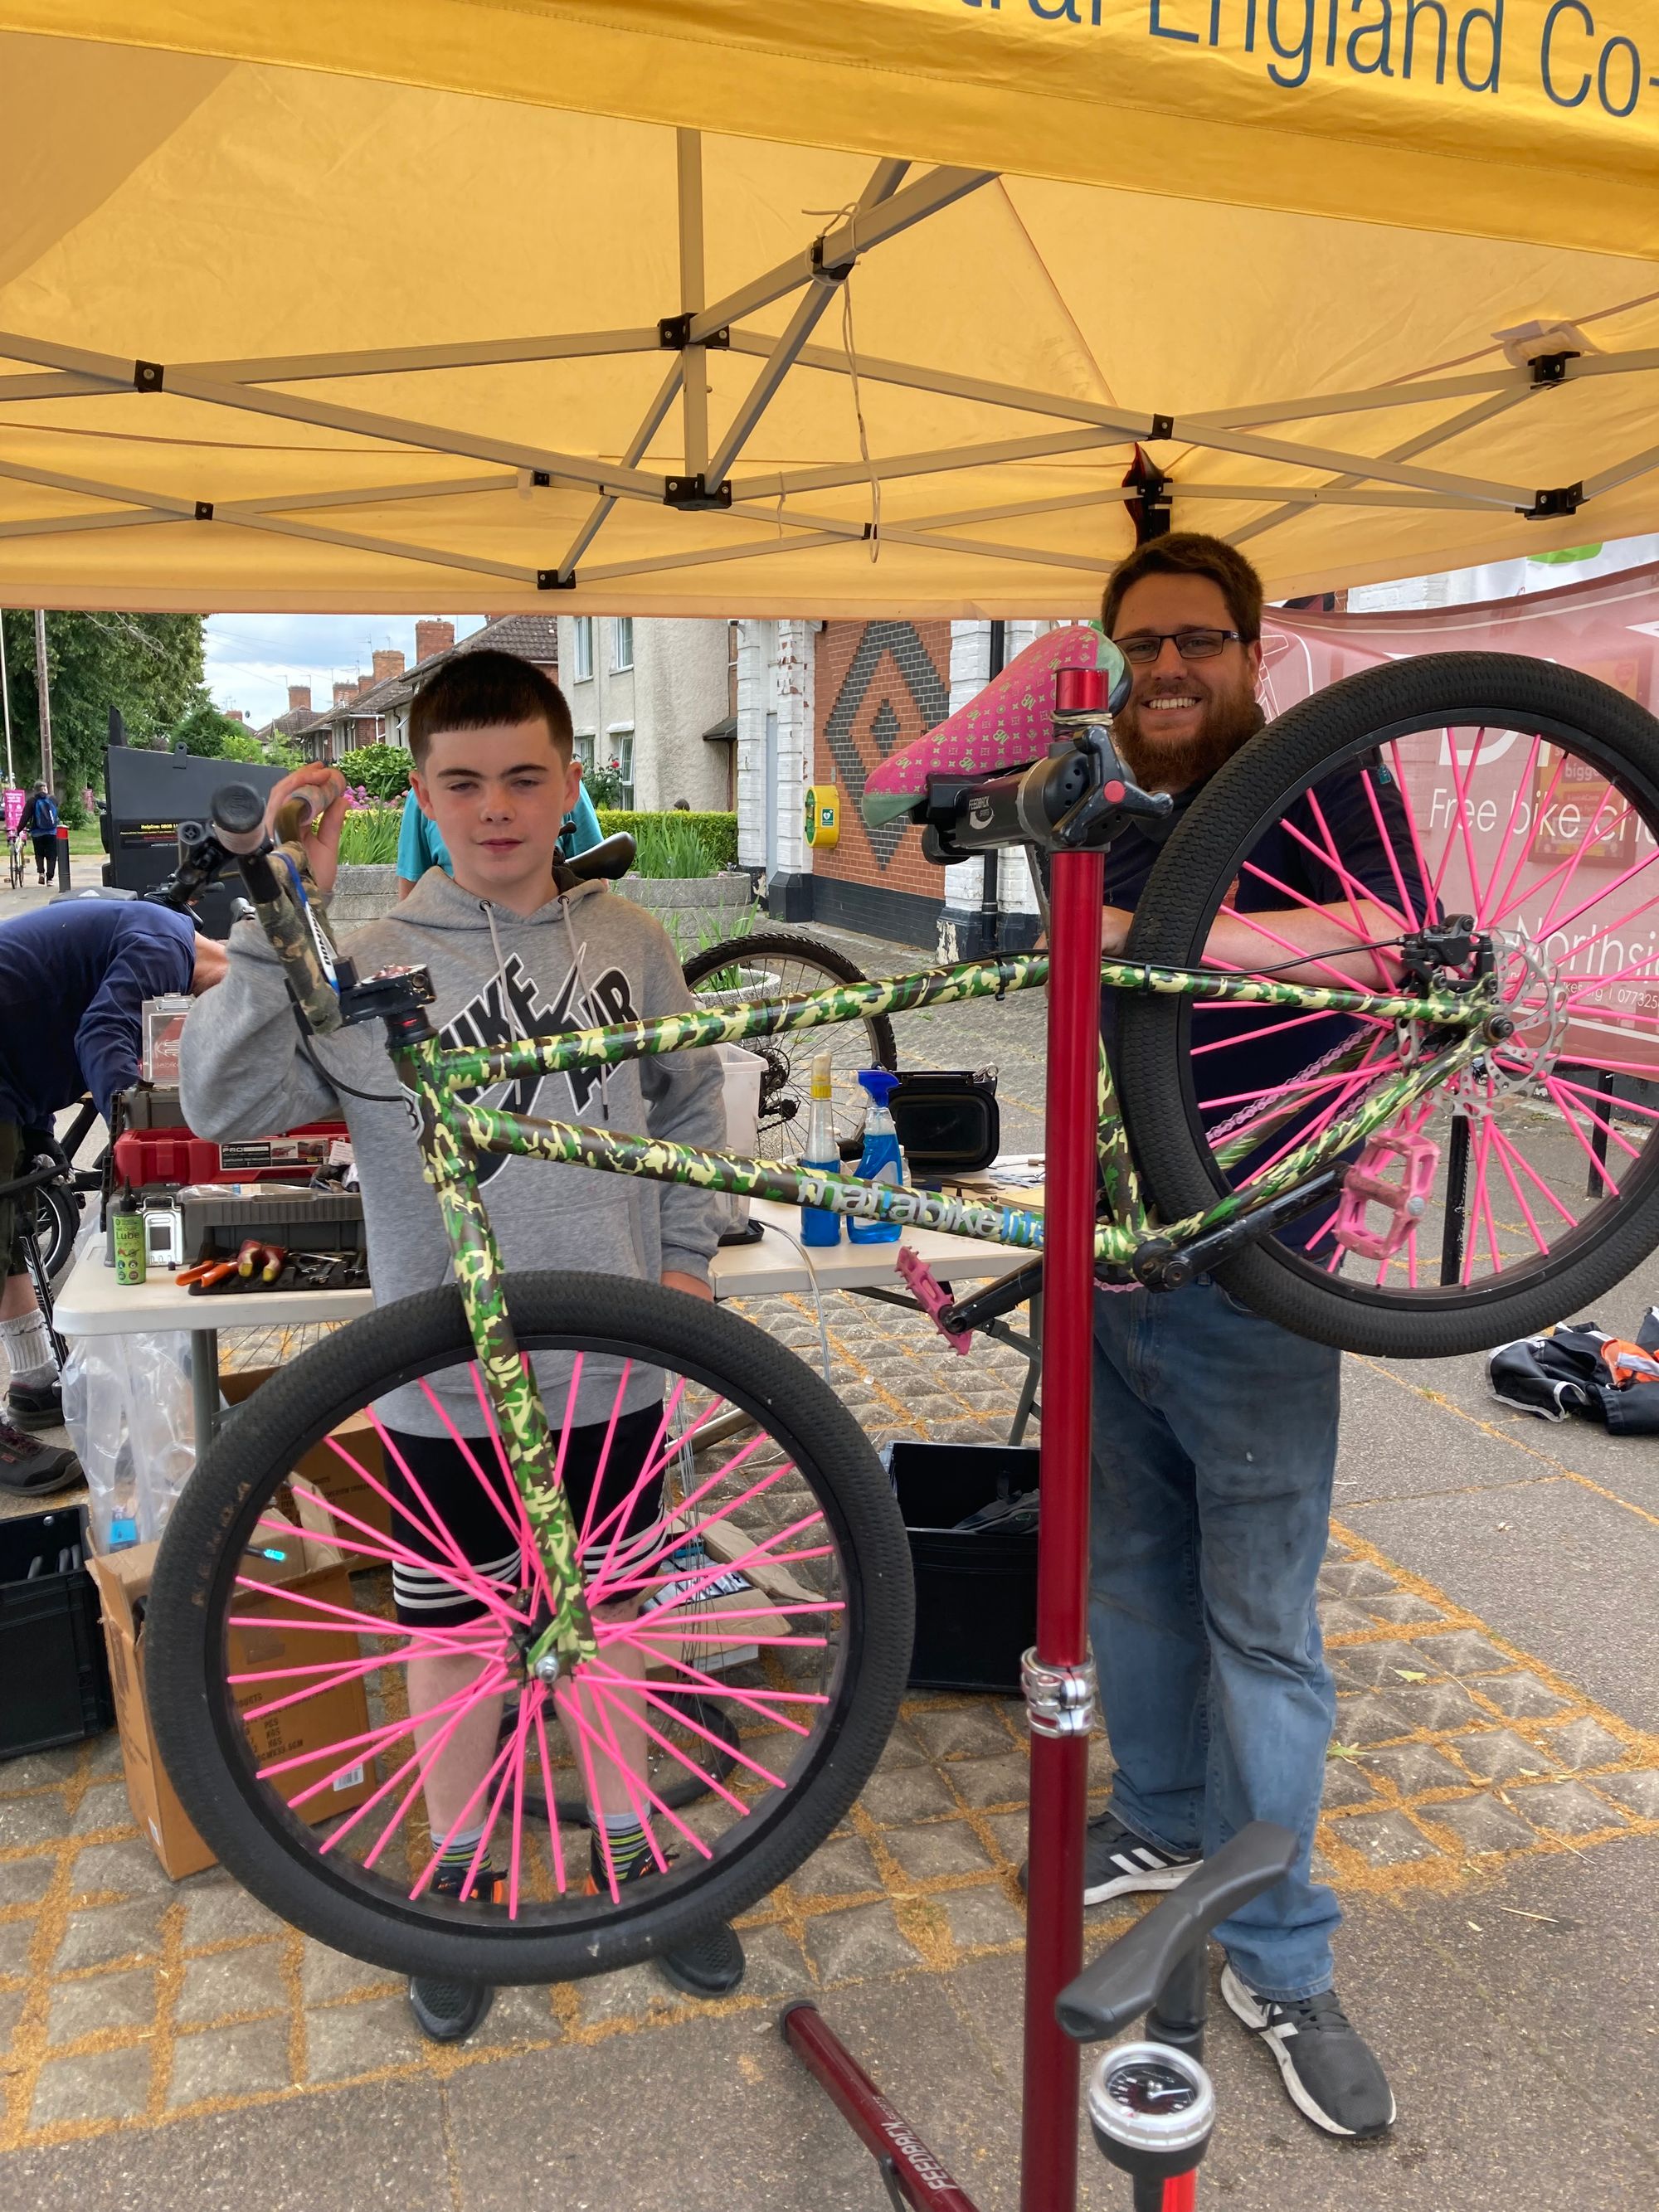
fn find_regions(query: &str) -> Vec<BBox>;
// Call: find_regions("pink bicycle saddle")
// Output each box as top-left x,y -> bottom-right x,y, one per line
862,625 -> 1106,828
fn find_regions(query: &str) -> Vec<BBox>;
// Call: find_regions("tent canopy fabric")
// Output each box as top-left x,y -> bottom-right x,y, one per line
2,7 -> 1659,616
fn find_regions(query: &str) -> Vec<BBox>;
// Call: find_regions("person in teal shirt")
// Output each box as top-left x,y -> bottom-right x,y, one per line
395,777 -> 604,897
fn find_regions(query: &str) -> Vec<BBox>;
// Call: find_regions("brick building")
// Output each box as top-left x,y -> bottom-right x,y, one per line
742,617 -> 1051,952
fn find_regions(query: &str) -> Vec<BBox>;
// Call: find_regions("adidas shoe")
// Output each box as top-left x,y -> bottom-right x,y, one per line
1221,1963 -> 1395,2139
1019,1811 -> 1199,1907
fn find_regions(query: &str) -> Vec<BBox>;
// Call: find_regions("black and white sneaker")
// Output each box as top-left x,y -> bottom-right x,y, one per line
1018,1811 -> 1199,1906
1221,1963 -> 1395,2138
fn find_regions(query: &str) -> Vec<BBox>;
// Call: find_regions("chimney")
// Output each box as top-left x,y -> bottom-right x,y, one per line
372,648 -> 406,688
415,618 -> 455,664
226,708 -> 246,725
287,683 -> 312,713
333,680 -> 356,707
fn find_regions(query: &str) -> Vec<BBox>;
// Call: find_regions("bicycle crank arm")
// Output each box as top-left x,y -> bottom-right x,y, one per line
1130,1166 -> 1345,1290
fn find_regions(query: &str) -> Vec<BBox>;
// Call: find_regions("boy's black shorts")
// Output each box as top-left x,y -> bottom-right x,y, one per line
383,1401 -> 667,1629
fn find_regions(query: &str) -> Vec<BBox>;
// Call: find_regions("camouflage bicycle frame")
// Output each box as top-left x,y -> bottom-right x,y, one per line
382,952 -> 1486,1671
258,824 -> 1486,1673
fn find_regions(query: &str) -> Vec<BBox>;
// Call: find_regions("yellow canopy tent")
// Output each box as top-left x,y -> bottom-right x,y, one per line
1,3 -> 1658,615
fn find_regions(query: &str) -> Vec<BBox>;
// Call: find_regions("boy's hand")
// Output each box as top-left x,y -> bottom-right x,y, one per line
265,766 -> 351,897
662,1270 -> 714,1304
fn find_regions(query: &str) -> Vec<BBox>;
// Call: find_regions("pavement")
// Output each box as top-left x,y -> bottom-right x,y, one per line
0,905 -> 1655,2210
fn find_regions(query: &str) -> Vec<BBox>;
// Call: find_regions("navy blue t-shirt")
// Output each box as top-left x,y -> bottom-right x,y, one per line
1102,753 -> 1428,1248
0,901 -> 196,1127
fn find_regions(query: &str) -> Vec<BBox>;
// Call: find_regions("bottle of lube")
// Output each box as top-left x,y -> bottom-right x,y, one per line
112,1190 -> 147,1286
848,1068 -> 905,1244
799,1050 -> 843,1247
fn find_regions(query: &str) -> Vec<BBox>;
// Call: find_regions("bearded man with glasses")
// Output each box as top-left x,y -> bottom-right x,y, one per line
1027,533 -> 1402,2142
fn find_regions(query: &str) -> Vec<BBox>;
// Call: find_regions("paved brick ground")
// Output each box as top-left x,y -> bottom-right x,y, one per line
2,919 -> 1656,2206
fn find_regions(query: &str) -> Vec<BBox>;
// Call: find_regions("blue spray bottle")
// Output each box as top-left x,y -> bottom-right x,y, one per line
848,1069 -> 905,1244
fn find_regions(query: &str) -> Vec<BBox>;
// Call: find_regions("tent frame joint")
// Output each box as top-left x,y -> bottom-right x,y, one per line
134,359 -> 164,393
658,314 -> 728,352
1530,351 -> 1579,388
194,500 -> 213,522
1148,412 -> 1175,441
1522,482 -> 1584,519
663,471 -> 733,511
536,568 -> 577,591
810,236 -> 854,285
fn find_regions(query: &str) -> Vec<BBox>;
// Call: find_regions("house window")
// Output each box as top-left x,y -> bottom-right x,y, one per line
571,617 -> 593,683
609,727 -> 635,809
574,731 -> 595,772
611,616 -> 634,672
727,621 -> 739,720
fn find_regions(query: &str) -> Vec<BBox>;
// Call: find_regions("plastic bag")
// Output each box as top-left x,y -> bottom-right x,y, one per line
62,1329 -> 196,1552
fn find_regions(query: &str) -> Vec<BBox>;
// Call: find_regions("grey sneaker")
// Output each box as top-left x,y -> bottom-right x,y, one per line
1221,1963 -> 1395,2138
1019,1811 -> 1199,1907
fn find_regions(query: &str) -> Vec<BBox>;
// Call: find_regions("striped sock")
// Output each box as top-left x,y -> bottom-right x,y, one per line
598,1813 -> 653,1879
437,1823 -> 487,1877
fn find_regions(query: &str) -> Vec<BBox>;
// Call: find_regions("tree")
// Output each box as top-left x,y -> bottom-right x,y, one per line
1,610 -> 204,799
335,742 -> 412,801
172,693 -> 251,759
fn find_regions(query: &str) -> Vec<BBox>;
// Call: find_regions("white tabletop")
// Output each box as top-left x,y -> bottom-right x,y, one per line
53,1198 -> 1034,1338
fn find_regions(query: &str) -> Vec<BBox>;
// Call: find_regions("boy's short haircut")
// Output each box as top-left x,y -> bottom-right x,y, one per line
408,649 -> 574,771
1102,532 -> 1265,645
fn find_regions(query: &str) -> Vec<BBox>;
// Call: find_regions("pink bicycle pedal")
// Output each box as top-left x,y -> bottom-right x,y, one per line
896,1247 -> 974,1354
1333,1111 -> 1441,1262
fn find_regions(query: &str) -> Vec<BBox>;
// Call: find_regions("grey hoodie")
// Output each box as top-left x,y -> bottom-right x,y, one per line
179,867 -> 726,1434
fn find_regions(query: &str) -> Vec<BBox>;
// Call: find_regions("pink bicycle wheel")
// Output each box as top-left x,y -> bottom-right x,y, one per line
147,1273 -> 912,1982
1116,653 -> 1659,1356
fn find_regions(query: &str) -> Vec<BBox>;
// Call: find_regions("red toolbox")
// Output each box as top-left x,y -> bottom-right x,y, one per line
113,1121 -> 349,1189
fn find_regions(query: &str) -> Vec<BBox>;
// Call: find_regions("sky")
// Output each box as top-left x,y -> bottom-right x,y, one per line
203,612 -> 487,727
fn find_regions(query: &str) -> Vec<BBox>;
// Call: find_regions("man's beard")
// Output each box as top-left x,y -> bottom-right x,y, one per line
1112,688 -> 1266,795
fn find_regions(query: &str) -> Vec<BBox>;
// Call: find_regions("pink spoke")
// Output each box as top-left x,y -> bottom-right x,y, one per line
252,1505 -> 524,1626
1301,785 -> 1409,959
1475,1117 -> 1506,1280
231,1570 -> 514,1641
1487,743 -> 1568,925
579,1376 -> 693,1558
271,1661 -> 505,1797
338,1665 -> 513,1864
621,1628 -> 828,1650
1197,1063 -> 1400,1116
576,1358 -> 634,1552
1487,1120 -> 1580,1229
1550,1073 -> 1659,1123
564,1682 -> 741,1826
562,1686 -> 715,1864
531,1696 -> 567,1894
1216,900 -> 1370,990
1358,766 -> 1423,930
1559,931 -> 1659,1007
506,1688 -> 536,1917
467,1360 -> 556,1616
592,1506 -> 830,1618
1385,741 -> 1441,925
1485,1125 -> 1561,1254
367,1410 -> 504,1595
1531,779 -> 1627,940
1239,1037 -> 1399,1186
1471,733 -> 1540,926
582,1380 -> 763,1570
584,1669 -> 791,1789
464,1693 -> 535,1907
1239,856 -> 1374,943
410,1711 -> 523,1900
589,1646 -> 818,1741
1461,1116 -> 1492,1285
566,1687 -> 622,1901
1191,1006 -> 1384,1058
1540,1082 -> 1623,1195
1495,818 -> 1652,936
416,1376 -> 550,1615
236,1644 -> 435,1723
1542,1077 -> 1642,1164
581,1428 -> 799,1602
579,1673 -> 672,1876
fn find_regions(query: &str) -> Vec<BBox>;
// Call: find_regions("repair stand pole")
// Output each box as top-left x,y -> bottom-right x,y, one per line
1019,847 -> 1103,2212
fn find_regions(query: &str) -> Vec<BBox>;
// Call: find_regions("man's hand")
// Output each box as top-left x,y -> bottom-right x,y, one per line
662,1269 -> 714,1304
265,766 -> 351,897
1101,906 -> 1135,960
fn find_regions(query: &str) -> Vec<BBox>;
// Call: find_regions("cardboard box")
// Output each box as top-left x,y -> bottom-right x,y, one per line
87,1519 -> 377,1879
220,1368 -> 393,1541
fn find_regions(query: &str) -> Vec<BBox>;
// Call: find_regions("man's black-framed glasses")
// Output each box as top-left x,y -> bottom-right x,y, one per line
1113,627 -> 1245,665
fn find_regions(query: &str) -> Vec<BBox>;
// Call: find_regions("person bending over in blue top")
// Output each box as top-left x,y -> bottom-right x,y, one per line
397,756 -> 603,897
0,902 -> 228,1488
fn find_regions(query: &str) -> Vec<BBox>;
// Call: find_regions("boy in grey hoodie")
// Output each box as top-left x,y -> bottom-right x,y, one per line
180,650 -> 737,2035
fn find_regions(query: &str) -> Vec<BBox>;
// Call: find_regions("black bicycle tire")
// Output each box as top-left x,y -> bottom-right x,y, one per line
147,1271 -> 913,1982
32,1179 -> 81,1296
1115,652 -> 1659,1358
682,931 -> 899,1075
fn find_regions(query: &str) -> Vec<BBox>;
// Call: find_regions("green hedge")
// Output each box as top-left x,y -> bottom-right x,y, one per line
597,811 -> 737,870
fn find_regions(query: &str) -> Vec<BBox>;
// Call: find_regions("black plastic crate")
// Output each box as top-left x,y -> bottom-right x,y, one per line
885,1441 -> 1039,1694
0,1505 -> 114,1760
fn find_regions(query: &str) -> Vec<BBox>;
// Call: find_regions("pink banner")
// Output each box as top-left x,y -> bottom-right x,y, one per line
3,786 -> 22,839
1262,566 -> 1659,1074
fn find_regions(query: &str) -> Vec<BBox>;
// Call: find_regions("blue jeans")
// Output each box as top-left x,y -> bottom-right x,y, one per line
1090,1278 -> 1341,2000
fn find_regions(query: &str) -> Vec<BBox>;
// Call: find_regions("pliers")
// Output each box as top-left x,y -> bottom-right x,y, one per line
177,1240 -> 289,1291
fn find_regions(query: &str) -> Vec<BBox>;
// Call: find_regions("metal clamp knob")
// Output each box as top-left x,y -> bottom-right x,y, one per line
1020,1649 -> 1098,1738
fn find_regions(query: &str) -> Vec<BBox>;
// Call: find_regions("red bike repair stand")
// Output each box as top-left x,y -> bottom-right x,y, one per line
783,823 -> 1110,2212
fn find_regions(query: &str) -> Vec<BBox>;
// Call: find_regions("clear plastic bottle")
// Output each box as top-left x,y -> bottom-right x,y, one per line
799,1050 -> 843,1247
847,1068 -> 905,1243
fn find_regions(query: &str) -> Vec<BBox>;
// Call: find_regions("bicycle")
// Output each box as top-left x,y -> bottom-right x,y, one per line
683,929 -> 898,1159
145,644 -> 1659,2002
7,828 -> 26,891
